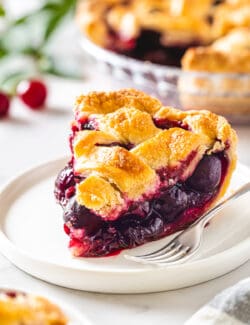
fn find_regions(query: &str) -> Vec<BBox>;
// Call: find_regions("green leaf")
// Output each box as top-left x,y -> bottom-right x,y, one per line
7,0 -> 77,48
0,4 -> 5,17
11,1 -> 61,26
43,12 -> 64,42
42,0 -> 76,43
20,47 -> 41,58
0,46 -> 9,58
40,2 -> 60,11
12,14 -> 32,26
1,71 -> 30,95
0,0 -> 79,82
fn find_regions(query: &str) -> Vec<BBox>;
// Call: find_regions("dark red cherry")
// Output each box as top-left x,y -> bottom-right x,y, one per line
56,153 -> 225,256
143,214 -> 164,236
64,199 -> 103,234
153,186 -> 188,222
54,164 -> 75,205
17,79 -> 47,109
0,92 -> 10,117
187,155 -> 222,193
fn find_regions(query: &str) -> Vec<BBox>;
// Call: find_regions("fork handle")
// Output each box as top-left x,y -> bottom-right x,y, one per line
196,182 -> 250,227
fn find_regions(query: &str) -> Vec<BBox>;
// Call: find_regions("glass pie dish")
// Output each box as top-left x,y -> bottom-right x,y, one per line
80,35 -> 250,125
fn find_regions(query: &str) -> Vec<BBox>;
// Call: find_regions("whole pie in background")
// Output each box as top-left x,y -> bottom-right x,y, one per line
76,0 -> 250,120
54,89 -> 237,257
76,0 -> 250,68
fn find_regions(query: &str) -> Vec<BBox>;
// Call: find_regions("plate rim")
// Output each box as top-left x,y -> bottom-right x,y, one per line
0,156 -> 249,275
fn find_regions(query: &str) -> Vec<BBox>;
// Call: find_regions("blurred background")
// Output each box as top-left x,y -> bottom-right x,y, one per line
1,0 -> 85,84
0,0 -> 250,179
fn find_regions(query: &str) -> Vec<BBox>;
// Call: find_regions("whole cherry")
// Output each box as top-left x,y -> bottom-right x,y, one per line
0,91 -> 10,118
17,79 -> 47,109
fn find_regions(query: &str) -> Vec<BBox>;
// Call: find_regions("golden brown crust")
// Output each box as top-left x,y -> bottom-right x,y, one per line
74,131 -> 158,211
75,88 -> 162,119
76,0 -> 213,47
73,89 -> 237,218
182,47 -> 250,73
131,128 -> 210,172
0,291 -> 68,325
76,175 -> 124,217
182,28 -> 250,73
97,107 -> 159,145
213,1 -> 250,37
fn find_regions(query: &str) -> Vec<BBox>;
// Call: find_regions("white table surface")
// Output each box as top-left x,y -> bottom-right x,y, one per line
0,69 -> 250,324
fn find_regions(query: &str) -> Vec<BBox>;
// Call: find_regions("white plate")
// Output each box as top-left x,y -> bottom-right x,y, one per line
0,158 -> 250,294
0,287 -> 91,324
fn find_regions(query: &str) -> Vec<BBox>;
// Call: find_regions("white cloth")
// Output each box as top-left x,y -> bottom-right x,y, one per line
186,279 -> 250,325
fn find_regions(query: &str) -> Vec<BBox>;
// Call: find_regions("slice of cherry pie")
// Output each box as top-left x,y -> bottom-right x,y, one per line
55,89 -> 237,257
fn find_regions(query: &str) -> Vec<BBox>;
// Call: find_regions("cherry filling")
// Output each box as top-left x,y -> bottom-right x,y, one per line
107,30 -> 203,67
96,142 -> 135,150
153,117 -> 189,130
54,163 -> 75,206
80,120 -> 96,131
55,152 -> 228,257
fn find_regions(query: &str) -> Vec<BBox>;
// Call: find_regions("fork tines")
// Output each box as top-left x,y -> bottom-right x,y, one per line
125,240 -> 190,265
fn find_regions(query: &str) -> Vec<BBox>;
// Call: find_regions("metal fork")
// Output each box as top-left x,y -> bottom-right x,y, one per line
125,182 -> 250,266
